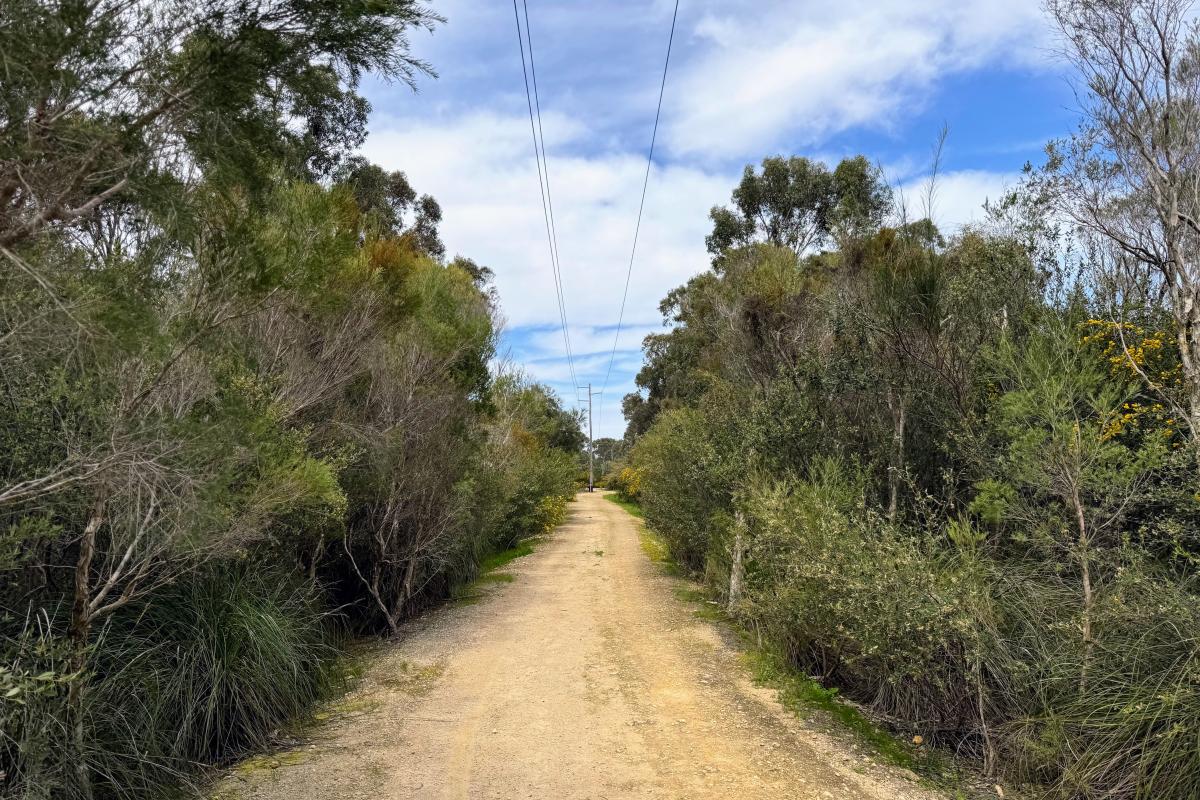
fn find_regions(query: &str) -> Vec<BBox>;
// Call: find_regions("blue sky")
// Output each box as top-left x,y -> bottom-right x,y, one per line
359,0 -> 1078,438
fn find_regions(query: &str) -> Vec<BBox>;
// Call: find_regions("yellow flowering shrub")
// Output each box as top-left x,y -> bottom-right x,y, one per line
1078,319 -> 1182,443
611,466 -> 644,502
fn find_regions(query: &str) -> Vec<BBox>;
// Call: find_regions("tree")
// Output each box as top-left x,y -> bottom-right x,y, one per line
863,224 -> 946,519
591,437 -> 627,477
0,3 -> 447,793
334,158 -> 446,258
705,155 -> 891,262
971,320 -> 1165,685
1046,0 -> 1200,440
0,0 -> 442,250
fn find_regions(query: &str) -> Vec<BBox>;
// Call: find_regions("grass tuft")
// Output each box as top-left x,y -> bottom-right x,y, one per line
376,660 -> 444,695
478,538 -> 538,573
451,537 -> 542,605
11,567 -> 348,799
603,493 -> 644,519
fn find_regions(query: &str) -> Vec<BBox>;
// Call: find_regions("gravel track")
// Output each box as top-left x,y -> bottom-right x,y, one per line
213,491 -> 941,800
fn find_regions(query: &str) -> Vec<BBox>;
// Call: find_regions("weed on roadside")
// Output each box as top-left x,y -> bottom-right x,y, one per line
479,538 -> 540,572
377,660 -> 445,696
452,537 -> 543,604
636,529 -> 679,576
603,493 -> 644,519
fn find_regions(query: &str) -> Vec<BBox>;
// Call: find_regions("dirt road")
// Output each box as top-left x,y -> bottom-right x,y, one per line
215,492 -> 939,800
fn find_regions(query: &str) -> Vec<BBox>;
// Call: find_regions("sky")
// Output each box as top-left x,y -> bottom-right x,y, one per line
359,0 -> 1079,439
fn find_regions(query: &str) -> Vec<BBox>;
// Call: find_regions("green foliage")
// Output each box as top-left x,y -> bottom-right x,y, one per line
607,466 -> 644,503
633,407 -> 725,570
3,570 -> 338,799
467,374 -> 580,555
627,151 -> 1200,798
333,157 -> 445,257
739,464 -> 981,724
0,5 -> 583,796
706,155 -> 891,260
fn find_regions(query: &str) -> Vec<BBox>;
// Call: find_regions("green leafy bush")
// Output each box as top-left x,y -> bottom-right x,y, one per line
732,464 -> 1200,798
0,6 -> 587,794
739,463 -> 984,735
634,408 -> 726,570
623,151 -> 1200,797
608,466 -> 644,503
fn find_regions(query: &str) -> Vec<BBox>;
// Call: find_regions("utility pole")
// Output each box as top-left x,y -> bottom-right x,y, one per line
587,383 -> 594,492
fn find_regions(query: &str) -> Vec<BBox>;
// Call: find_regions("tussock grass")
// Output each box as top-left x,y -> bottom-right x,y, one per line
2,568 -> 344,800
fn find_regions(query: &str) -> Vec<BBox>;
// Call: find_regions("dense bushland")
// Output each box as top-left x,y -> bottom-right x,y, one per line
0,2 -> 580,798
618,4 -> 1200,796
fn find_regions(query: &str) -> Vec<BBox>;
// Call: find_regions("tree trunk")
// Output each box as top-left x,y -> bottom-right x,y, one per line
1168,261 -> 1200,484
975,658 -> 996,777
401,555 -> 417,610
727,511 -> 746,614
68,491 -> 107,800
1183,329 -> 1200,483
885,386 -> 907,521
1176,290 -> 1199,402
1069,484 -> 1094,692
307,532 -> 324,584
382,555 -> 419,637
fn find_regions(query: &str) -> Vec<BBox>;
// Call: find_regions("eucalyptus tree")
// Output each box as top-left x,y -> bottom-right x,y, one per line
705,155 -> 891,263
0,0 -> 442,251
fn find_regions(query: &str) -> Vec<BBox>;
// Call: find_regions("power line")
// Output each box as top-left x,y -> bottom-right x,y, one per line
597,0 -> 680,431
522,0 -> 581,397
512,0 -> 579,393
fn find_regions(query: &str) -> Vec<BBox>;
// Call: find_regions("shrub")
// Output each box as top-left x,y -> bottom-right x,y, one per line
2,568 -> 340,800
732,463 -> 1200,799
609,466 -> 644,503
739,463 -> 983,737
632,408 -> 726,570
489,447 -> 576,550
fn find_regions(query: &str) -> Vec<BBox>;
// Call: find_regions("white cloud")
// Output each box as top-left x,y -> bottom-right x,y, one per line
519,353 -> 612,386
522,323 -> 662,360
898,169 -> 1020,232
361,112 -> 733,332
666,0 -> 1052,159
